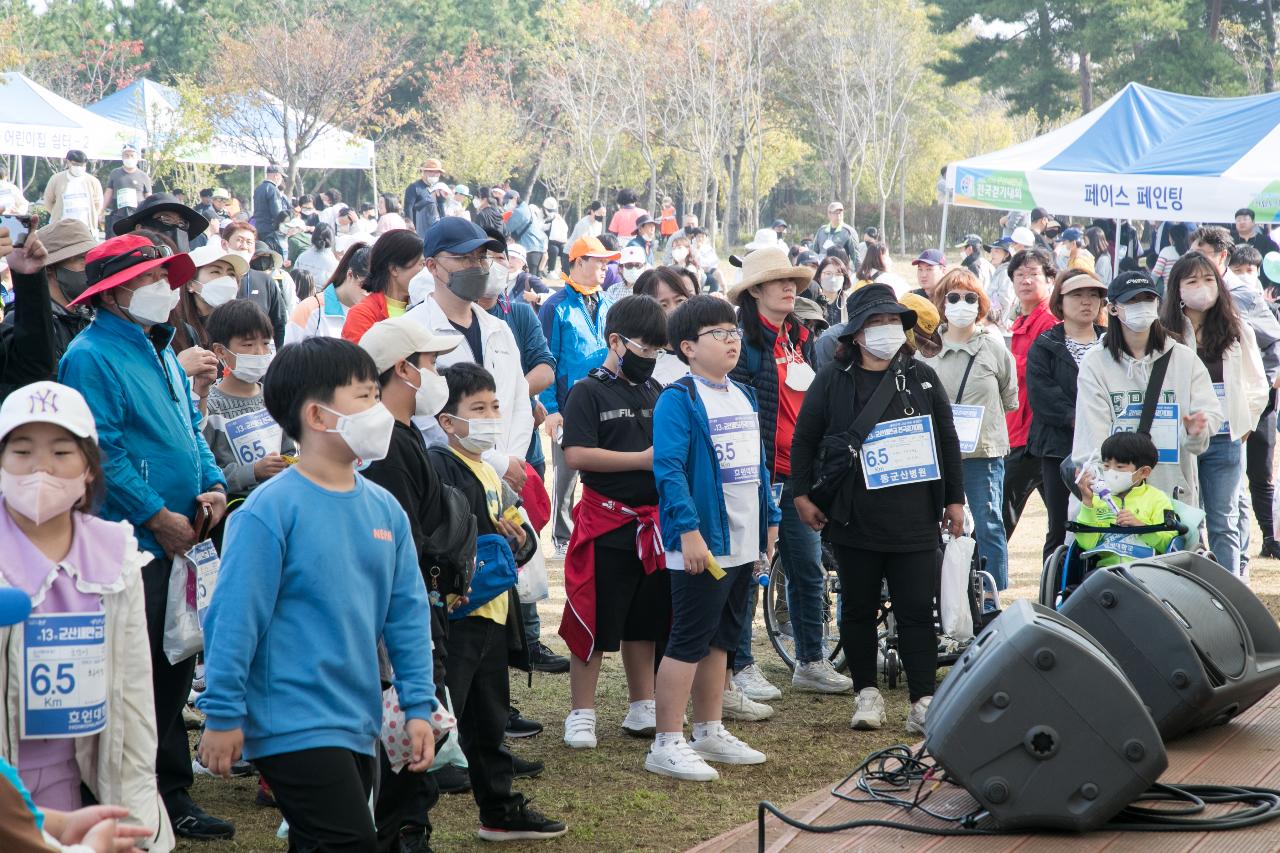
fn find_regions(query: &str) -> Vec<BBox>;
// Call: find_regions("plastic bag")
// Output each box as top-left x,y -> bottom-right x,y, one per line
517,543 -> 549,604
940,535 -> 976,642
380,686 -> 458,774
163,540 -> 218,665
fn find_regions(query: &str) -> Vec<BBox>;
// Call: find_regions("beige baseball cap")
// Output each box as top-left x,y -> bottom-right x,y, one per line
359,317 -> 462,373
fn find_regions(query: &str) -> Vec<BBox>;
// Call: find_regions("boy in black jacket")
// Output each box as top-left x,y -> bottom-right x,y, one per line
358,317 -> 462,852
429,362 -> 567,842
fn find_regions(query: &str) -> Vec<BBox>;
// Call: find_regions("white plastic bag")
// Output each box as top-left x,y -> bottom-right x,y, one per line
940,535 -> 976,642
162,540 -> 217,665
515,506 -> 549,603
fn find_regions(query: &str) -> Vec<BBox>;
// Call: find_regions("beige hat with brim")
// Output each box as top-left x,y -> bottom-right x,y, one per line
36,219 -> 98,266
727,245 -> 814,303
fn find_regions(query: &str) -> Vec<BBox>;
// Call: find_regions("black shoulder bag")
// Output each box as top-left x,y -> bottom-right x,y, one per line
809,355 -> 905,516
421,483 -> 479,602
1136,350 -> 1173,437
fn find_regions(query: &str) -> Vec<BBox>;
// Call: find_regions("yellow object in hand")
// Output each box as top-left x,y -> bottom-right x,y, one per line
705,555 -> 726,580
502,505 -> 523,525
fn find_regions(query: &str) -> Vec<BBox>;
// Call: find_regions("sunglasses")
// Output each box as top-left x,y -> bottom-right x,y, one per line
87,244 -> 174,284
945,291 -> 979,305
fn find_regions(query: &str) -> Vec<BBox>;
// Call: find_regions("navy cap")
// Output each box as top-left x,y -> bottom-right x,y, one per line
1058,226 -> 1083,242
911,248 -> 946,267
772,218 -> 788,229
422,217 -> 505,258
991,236 -> 1014,249
1108,270 -> 1160,304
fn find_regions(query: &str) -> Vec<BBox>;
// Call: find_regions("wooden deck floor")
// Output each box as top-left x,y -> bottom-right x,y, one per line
692,687 -> 1280,852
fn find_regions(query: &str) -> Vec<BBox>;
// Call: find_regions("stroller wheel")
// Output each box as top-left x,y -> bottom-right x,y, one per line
884,649 -> 901,690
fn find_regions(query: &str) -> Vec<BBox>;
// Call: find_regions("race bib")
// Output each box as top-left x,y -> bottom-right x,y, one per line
709,411 -> 761,485
224,409 -> 283,466
115,186 -> 139,211
1112,402 -> 1180,464
1213,382 -> 1229,436
951,404 -> 984,454
861,415 -> 941,490
22,613 -> 107,738
189,540 -> 221,629
62,186 -> 90,222
1083,534 -> 1158,561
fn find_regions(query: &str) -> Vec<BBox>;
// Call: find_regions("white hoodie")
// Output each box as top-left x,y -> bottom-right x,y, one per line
1072,336 -> 1223,503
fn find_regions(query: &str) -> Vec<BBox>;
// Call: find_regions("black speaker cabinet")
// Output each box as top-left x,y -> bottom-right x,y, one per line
926,599 -> 1167,832
1059,550 -> 1280,740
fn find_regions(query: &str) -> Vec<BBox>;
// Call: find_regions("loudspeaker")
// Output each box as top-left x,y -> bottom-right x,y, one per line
1059,550 -> 1280,740
926,599 -> 1167,832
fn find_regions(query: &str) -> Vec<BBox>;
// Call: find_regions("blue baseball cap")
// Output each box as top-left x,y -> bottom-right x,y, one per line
422,217 -> 504,259
991,236 -> 1014,249
911,248 -> 946,267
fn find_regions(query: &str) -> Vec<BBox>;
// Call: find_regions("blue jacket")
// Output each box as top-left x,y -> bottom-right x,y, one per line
653,376 -> 781,555
538,285 -> 613,414
58,310 -> 226,559
490,295 -> 556,467
506,203 -> 547,253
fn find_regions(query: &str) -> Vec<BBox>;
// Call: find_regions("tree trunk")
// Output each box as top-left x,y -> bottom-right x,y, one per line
708,173 -> 720,244
898,156 -> 908,256
724,142 -> 744,248
1207,0 -> 1223,41
1079,51 -> 1093,112
1265,0 -> 1277,93
647,149 -> 658,215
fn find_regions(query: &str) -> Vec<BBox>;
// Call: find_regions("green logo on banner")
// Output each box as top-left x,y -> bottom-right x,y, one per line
1248,181 -> 1280,222
955,169 -> 1037,209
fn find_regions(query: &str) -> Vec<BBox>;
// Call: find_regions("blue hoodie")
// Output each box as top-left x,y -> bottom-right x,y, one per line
538,283 -> 613,414
653,376 -> 781,555
58,310 -> 225,558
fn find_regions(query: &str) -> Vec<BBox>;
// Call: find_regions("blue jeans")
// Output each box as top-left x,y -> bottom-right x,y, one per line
733,477 -> 832,669
964,457 -> 1009,590
1198,434 -> 1243,574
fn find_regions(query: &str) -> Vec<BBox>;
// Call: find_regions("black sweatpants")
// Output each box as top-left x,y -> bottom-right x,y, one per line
255,748 -> 376,853
1246,403 -> 1277,542
445,616 -> 520,824
375,746 -> 438,851
140,556 -> 196,803
1002,446 -> 1044,539
1039,456 -> 1071,563
831,546 -> 938,702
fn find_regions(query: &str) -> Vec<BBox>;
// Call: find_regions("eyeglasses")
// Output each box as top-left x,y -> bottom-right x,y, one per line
622,336 -> 666,358
87,244 -> 173,283
437,252 -> 491,271
945,291 -> 979,305
697,328 -> 743,343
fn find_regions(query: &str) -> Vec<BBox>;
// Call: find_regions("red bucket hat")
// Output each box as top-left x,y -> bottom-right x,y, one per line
71,234 -> 196,308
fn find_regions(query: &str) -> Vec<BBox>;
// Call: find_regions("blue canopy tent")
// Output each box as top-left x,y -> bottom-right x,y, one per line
942,83 -> 1280,244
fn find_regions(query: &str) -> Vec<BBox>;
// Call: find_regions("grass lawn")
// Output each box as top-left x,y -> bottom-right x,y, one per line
180,493 -> 1280,852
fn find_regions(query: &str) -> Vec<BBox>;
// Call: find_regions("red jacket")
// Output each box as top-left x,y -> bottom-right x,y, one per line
341,292 -> 389,343
1006,301 -> 1057,448
558,487 -> 664,661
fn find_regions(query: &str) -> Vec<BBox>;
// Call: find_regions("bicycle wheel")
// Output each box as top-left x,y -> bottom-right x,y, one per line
764,550 -> 846,672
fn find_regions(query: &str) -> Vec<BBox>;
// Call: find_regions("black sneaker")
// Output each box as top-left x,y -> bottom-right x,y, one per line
506,706 -> 544,739
506,748 -> 544,780
1262,538 -> 1280,559
478,798 -> 568,842
434,763 -> 471,795
399,831 -> 431,853
529,641 -> 570,674
167,793 -> 235,840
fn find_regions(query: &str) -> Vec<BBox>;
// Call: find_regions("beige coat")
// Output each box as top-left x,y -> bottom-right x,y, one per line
41,170 -> 104,228
0,528 -> 173,852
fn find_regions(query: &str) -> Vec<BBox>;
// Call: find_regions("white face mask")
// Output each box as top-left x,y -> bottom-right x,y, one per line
122,157 -> 139,169
1180,285 -> 1218,312
446,415 -> 503,454
671,247 -> 689,263
1118,300 -> 1159,332
821,275 -> 843,294
67,165 -> 85,177
859,323 -> 906,359
124,279 -> 178,326
622,267 -> 644,285
230,352 -> 272,384
944,301 -> 979,328
319,402 -> 395,464
1099,468 -> 1137,497
198,275 -> 239,309
408,367 -> 449,417
231,249 -> 253,266
484,263 -> 509,298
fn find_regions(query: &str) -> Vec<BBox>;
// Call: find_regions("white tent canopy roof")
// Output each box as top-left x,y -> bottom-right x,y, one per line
0,71 -> 141,159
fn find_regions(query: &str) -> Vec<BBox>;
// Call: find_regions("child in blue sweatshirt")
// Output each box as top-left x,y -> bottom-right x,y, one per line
197,337 -> 437,851
649,296 -> 780,783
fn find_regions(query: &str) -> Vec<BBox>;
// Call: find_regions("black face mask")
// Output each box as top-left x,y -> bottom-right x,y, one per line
55,267 -> 89,302
618,347 -> 656,384
250,256 -> 273,272
146,219 -> 190,252
594,213 -> 605,221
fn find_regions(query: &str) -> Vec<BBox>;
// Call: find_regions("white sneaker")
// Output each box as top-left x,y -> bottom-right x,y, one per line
906,695 -> 932,736
722,683 -> 775,721
732,664 -> 782,701
690,725 -> 766,765
563,710 -> 597,748
792,659 -> 854,694
850,687 -> 886,730
622,700 -> 656,737
645,738 -> 719,781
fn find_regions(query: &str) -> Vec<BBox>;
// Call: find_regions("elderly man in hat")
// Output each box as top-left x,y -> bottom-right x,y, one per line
252,165 -> 289,256
102,142 -> 153,234
2,219 -> 98,371
57,233 -> 235,841
724,245 -> 854,707
405,158 -> 447,235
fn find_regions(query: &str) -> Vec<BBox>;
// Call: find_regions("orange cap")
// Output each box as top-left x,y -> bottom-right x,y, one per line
568,235 -> 620,262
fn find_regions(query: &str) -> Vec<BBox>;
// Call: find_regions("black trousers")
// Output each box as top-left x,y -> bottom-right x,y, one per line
1039,456 -> 1071,563
444,616 -> 519,824
1003,446 -> 1044,539
545,241 -> 564,274
141,556 -> 196,803
525,250 -> 545,277
831,546 -> 938,702
375,745 -> 438,851
255,748 -> 376,853
1246,402 -> 1277,542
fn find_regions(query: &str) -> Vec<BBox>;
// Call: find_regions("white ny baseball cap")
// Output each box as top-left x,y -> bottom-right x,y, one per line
0,381 -> 98,444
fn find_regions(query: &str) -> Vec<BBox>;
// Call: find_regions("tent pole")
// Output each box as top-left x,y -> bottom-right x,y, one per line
370,161 -> 378,210
938,199 -> 950,252
1114,218 -> 1122,270
250,165 -> 255,216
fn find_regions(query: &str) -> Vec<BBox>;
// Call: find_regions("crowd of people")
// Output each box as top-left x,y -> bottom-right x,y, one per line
1,147 -> 1279,852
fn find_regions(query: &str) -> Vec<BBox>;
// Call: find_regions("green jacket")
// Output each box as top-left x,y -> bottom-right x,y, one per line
1075,482 -> 1176,566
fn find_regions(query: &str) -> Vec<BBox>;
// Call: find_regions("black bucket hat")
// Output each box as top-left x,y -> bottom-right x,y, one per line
111,192 -> 209,240
838,283 -> 918,341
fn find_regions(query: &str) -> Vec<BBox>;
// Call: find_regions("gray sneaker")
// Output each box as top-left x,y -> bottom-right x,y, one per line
850,687 -> 886,730
906,695 -> 932,736
792,659 -> 853,694
722,683 -> 775,721
731,664 -> 782,701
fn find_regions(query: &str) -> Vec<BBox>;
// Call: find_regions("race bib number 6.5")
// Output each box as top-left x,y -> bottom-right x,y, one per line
861,415 -> 941,490
22,612 -> 108,738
